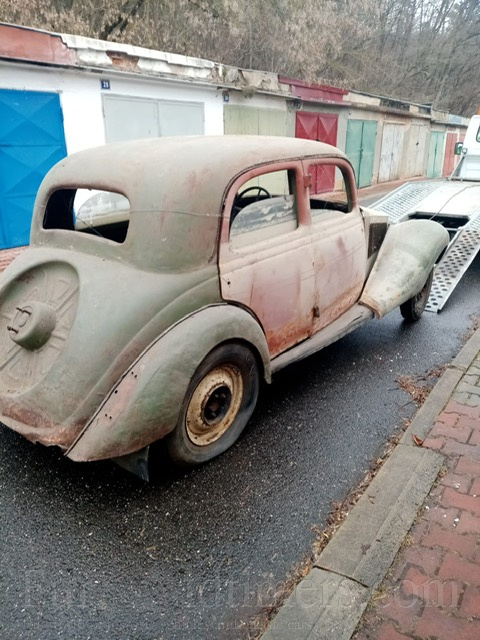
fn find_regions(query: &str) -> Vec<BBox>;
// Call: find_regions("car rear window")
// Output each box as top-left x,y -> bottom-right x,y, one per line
43,188 -> 130,244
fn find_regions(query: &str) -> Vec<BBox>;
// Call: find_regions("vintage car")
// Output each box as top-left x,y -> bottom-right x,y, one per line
0,136 -> 449,479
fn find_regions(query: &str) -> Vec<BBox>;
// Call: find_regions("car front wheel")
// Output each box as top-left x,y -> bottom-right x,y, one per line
400,269 -> 434,322
167,343 -> 260,466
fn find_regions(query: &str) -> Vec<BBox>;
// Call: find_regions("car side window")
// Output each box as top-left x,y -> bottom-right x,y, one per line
229,169 -> 298,249
43,188 -> 130,243
307,163 -> 352,221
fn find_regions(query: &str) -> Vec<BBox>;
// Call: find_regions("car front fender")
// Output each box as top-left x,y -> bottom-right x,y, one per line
360,219 -> 449,318
67,304 -> 270,462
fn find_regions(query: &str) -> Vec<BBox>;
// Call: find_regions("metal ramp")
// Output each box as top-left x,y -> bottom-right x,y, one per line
372,181 -> 442,222
372,181 -> 480,313
427,212 -> 480,312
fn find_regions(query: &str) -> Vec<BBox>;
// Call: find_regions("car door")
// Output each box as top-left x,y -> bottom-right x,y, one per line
218,163 -> 315,358
303,158 -> 367,332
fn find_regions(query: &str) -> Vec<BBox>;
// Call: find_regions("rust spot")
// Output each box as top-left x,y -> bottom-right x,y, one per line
0,24 -> 76,66
266,318 -> 309,357
0,247 -> 26,273
0,398 -> 86,449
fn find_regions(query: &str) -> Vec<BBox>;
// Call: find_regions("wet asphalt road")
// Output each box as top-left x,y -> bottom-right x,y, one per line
1,252 -> 479,640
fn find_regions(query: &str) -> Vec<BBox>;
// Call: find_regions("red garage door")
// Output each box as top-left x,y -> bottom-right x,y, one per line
443,132 -> 458,177
296,112 -> 338,192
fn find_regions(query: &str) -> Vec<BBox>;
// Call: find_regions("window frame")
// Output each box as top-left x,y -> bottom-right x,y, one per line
42,187 -> 131,245
301,157 -> 358,224
220,160 -> 309,253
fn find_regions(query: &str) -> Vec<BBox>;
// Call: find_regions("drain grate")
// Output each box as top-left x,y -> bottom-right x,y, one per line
373,181 -> 441,223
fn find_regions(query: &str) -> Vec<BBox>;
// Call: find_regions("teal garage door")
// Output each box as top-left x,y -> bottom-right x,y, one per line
346,119 -> 377,188
427,131 -> 445,178
0,89 -> 67,249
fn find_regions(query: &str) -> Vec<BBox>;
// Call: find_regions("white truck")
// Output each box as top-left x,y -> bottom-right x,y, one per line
373,114 -> 480,312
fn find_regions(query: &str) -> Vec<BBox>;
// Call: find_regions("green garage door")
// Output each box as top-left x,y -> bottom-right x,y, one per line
346,120 -> 377,188
427,131 -> 445,178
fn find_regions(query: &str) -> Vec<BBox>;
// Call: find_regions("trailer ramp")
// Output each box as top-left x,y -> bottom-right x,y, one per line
427,212 -> 480,311
373,181 -> 442,223
373,181 -> 480,312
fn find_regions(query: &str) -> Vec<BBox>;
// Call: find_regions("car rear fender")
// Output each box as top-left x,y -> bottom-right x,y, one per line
67,304 -> 270,462
360,219 -> 449,318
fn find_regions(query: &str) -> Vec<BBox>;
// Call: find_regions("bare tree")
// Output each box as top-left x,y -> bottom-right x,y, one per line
0,0 -> 478,115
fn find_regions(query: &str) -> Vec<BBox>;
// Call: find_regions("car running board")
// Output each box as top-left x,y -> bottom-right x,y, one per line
271,304 -> 374,374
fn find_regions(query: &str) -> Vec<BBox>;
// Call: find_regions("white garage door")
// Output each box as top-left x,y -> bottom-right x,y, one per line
103,95 -> 204,142
379,123 -> 405,182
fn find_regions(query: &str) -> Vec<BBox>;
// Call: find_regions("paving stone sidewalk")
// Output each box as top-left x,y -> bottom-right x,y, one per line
261,330 -> 480,640
352,349 -> 480,640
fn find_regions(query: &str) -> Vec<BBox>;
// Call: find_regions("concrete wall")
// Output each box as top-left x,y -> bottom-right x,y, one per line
0,60 -> 224,155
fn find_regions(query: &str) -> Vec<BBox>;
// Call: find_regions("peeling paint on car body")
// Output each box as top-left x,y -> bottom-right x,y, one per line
0,136 -> 450,476
360,219 -> 450,317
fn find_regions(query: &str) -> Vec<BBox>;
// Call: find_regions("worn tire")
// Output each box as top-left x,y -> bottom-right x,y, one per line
400,269 -> 434,322
167,343 -> 260,467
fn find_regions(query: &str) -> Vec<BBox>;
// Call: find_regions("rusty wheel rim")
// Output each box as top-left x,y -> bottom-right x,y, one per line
185,364 -> 244,446
413,276 -> 431,315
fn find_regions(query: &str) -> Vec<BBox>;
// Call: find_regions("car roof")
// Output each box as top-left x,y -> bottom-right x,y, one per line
32,136 -> 349,272
37,135 -> 348,217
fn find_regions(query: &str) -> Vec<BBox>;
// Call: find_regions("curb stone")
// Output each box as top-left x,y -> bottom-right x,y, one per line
260,327 -> 480,640
400,368 -> 463,446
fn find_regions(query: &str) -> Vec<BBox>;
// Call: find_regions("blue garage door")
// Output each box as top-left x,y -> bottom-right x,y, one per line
0,89 -> 67,249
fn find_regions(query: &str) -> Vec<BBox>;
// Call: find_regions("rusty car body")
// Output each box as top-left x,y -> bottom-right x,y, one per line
0,136 -> 449,479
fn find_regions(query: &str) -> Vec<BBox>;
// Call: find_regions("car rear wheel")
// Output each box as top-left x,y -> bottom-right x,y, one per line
400,269 -> 434,322
167,343 -> 260,467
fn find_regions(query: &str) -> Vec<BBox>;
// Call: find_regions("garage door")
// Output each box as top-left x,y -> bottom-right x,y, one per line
103,95 -> 205,142
345,119 -> 377,188
0,89 -> 67,249
443,132 -> 458,177
224,105 -> 286,136
379,123 -> 405,182
224,105 -> 287,192
404,124 -> 428,178
295,112 -> 338,192
427,131 -> 446,178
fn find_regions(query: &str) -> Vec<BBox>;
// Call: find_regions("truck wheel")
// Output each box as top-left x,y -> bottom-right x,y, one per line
167,343 -> 260,467
400,270 -> 434,322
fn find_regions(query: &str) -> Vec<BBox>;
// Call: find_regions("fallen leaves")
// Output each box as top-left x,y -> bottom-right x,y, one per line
396,365 -> 447,407
396,374 -> 432,406
412,433 -> 424,446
